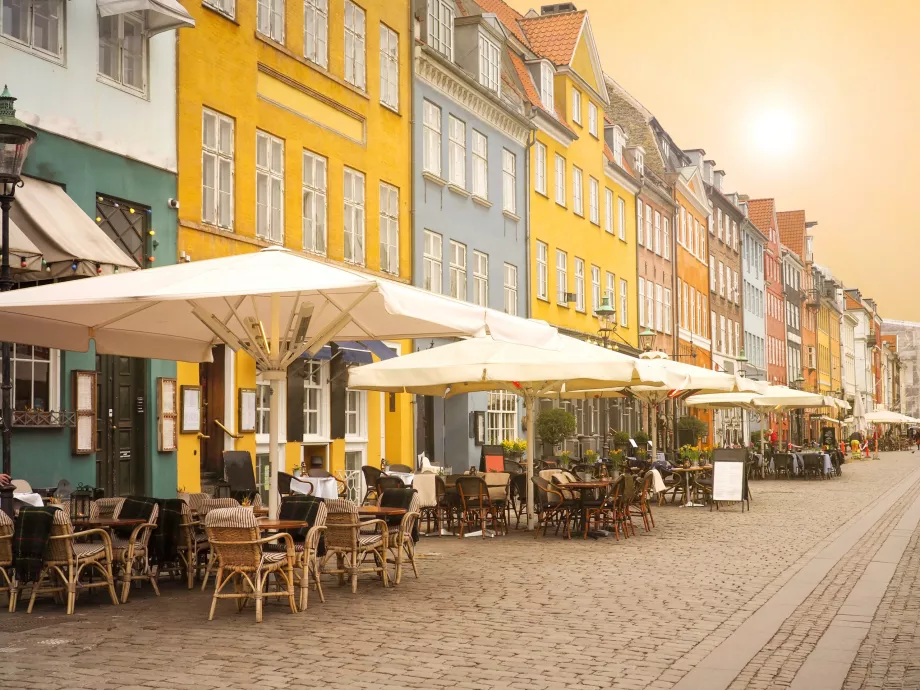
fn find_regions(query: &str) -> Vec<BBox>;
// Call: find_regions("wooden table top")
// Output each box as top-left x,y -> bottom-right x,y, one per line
72,518 -> 146,529
358,506 -> 407,517
560,480 -> 612,489
251,507 -> 269,516
672,465 -> 713,473
257,519 -> 310,530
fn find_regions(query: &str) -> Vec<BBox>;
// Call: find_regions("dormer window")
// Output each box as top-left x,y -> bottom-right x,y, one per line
634,149 -> 645,176
428,0 -> 453,59
661,139 -> 670,161
478,31 -> 500,92
540,61 -> 554,110
612,127 -> 624,166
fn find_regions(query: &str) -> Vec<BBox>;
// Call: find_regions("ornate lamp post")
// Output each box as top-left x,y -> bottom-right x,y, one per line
593,296 -> 616,456
0,86 -> 37,515
638,327 -> 657,354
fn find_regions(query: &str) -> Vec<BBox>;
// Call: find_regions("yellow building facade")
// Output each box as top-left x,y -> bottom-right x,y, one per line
175,0 -> 413,493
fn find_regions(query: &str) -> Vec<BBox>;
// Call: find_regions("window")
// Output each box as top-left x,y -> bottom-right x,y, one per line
556,249 -> 567,305
423,230 -> 442,293
588,102 -> 598,137
345,389 -> 366,438
202,109 -> 235,229
646,283 -> 654,333
689,289 -> 696,334
664,288 -> 672,334
472,130 -> 488,199
681,281 -> 688,329
589,177 -> 599,224
445,115 -> 466,187
204,0 -> 235,18
428,0 -> 453,59
679,207 -> 686,245
572,167 -> 583,216
612,128 -> 624,165
304,0 -> 328,68
343,167 -> 365,264
717,209 -> 723,240
2,0 -> 63,59
734,272 -> 740,304
479,32 -> 499,92
378,182 -> 399,274
620,279 -> 628,327
540,62 -> 554,109
604,189 -> 614,234
344,1 -> 366,89
502,149 -> 516,214
98,11 -> 146,93
591,265 -> 601,314
256,131 -> 284,243
554,155 -> 566,206
709,255 -> 716,291
504,263 -> 517,315
634,149 -> 644,176
606,272 -> 615,303
449,240 -> 467,300
638,278 -> 645,327
663,218 -> 670,259
718,261 -> 725,297
302,150 -> 328,254
636,200 -> 644,246
536,241 -> 548,300
303,360 -> 326,436
12,345 -> 55,412
379,23 -> 398,108
646,205 -> 653,251
255,381 -> 272,435
257,0 -> 284,42
654,211 -> 661,255
656,284 -> 664,331
487,391 -> 518,445
720,315 -> 726,353
618,198 -> 626,241
534,142 -> 547,196
574,258 -> 585,312
572,88 -> 582,124
422,100 -> 441,176
472,251 -> 488,307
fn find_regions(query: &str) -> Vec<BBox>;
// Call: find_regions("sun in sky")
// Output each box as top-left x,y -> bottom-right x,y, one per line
746,106 -> 801,158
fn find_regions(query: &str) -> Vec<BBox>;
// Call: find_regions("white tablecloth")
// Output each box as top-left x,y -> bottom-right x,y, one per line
13,492 -> 44,507
386,471 -> 415,485
290,476 -> 339,499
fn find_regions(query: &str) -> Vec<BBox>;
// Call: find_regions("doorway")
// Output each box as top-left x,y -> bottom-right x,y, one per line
95,355 -> 146,496
199,345 -> 227,484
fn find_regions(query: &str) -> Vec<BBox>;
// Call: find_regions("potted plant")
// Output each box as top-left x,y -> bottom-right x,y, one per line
535,407 -> 576,457
633,430 -> 650,447
559,450 -> 572,468
501,438 -> 527,460
613,430 -> 631,453
678,444 -> 701,467
678,416 -> 709,447
608,448 -> 626,476
584,449 -> 599,464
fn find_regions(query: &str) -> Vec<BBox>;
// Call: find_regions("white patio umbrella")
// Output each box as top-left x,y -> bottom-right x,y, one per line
0,246 -> 559,518
346,334 -> 681,529
865,410 -> 917,424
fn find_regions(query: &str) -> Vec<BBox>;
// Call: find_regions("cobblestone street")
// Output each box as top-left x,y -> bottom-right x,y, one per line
3,453 -> 920,690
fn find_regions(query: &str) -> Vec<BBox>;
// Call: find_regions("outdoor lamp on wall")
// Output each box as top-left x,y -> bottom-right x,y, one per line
0,86 -> 36,197
638,327 -> 657,353
737,348 -> 749,377
594,296 -> 616,338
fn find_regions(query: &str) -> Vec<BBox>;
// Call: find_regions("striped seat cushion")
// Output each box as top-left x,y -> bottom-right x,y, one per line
260,551 -> 288,566
110,536 -> 145,552
358,534 -> 384,547
73,543 -> 106,559
264,542 -> 305,553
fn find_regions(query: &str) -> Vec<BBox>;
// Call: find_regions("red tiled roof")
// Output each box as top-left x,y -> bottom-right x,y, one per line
473,0 -> 530,47
506,48 -> 577,137
777,210 -> 806,258
747,198 -> 776,236
845,294 -> 862,311
603,143 -> 613,162
519,10 -> 586,66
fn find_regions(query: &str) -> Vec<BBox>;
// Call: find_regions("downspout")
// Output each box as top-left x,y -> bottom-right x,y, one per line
409,3 -> 418,465
524,113 -> 536,318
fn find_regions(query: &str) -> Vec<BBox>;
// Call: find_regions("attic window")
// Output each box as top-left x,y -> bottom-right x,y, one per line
478,31 -> 500,92
540,61 -> 554,110
428,0 -> 454,59
634,149 -> 644,176
661,139 -> 670,161
612,128 -> 624,166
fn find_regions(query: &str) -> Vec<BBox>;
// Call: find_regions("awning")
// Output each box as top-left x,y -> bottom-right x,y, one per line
303,341 -> 398,365
2,217 -> 43,273
359,340 -> 398,361
10,177 -> 139,278
96,0 -> 195,36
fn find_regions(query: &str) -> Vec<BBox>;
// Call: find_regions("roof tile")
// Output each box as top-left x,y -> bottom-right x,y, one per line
472,0 -> 530,47
777,210 -> 806,259
747,198 -> 776,237
519,11 -> 586,66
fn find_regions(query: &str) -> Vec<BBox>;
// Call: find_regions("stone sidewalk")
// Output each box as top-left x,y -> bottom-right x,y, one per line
2,453 -> 920,690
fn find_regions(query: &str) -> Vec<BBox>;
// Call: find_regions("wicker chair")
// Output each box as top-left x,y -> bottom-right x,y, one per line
0,510 -> 15,612
455,476 -> 501,538
483,472 -> 510,535
94,497 -> 124,519
361,466 -> 383,505
177,501 -> 210,589
412,474 -> 442,536
629,472 -> 656,532
388,463 -> 413,473
376,476 -> 405,493
27,508 -> 119,615
582,477 -> 622,539
379,491 -> 421,585
204,507 -> 296,622
111,501 -> 160,603
503,458 -> 524,475
185,493 -> 210,515
531,477 -> 572,539
264,496 -> 328,612
323,499 -> 389,593
198,498 -> 241,590
509,473 -> 529,529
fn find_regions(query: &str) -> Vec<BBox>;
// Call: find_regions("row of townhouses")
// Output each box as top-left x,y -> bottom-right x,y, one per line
1,0 -> 906,497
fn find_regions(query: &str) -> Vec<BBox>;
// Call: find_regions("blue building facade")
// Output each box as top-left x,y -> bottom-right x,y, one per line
412,5 -> 533,470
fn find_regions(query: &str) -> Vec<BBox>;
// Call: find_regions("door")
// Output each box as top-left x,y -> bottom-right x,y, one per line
199,345 -> 226,478
96,355 -> 146,496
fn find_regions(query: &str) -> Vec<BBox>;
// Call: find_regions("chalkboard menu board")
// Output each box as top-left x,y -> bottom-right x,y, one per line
821,426 -> 837,448
711,448 -> 750,512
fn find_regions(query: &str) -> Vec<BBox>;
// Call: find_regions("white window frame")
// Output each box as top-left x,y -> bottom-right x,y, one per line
98,11 -> 147,95
540,61 -> 554,109
257,0 -> 284,43
344,0 -> 366,90
202,108 -> 235,230
605,272 -> 615,304
618,197 -> 626,241
638,278 -> 645,328
554,155 -> 566,207
536,241 -> 548,301
664,288 -> 672,334
574,258 -> 585,313
10,345 -> 59,413
637,199 -> 643,246
620,279 -> 628,327
423,229 -> 442,294
256,380 -> 271,436
204,0 -> 235,18
534,142 -> 547,196
448,115 -> 465,187
588,177 -> 599,225
478,31 -> 500,92
487,390 -> 518,445
572,166 -> 583,216
428,0 -> 453,59
588,102 -> 598,137
709,255 -> 716,291
302,360 -> 328,439
449,240 -> 467,301
556,249 -> 567,306
2,0 -> 64,61
422,100 -> 442,176
654,211 -> 661,255
302,149 -> 328,255
378,182 -> 399,274
646,283 -> 654,334
663,217 -> 670,259
504,263 -> 518,316
379,22 -> 398,109
646,205 -> 653,250
591,265 -> 601,314
502,149 -> 516,214
472,130 -> 488,199
613,128 -> 624,165
656,284 -> 664,332
604,189 -> 614,234
256,130 -> 285,243
343,167 -> 366,265
472,250 -> 488,307
572,88 -> 582,124
718,261 -> 725,297
304,0 -> 328,68
345,389 -> 367,440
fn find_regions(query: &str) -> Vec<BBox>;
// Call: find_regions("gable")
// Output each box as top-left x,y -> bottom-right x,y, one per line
571,29 -> 599,93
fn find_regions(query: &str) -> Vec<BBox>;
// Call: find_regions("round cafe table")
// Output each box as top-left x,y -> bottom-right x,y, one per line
671,466 -> 712,507
557,480 -> 612,538
257,519 -> 310,531
71,517 -> 146,530
357,506 -> 406,518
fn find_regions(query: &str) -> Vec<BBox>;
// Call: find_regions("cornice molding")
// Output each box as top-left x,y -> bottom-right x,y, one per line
416,49 -> 532,147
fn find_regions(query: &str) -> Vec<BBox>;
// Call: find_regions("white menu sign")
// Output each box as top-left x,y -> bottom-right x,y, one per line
712,461 -> 744,502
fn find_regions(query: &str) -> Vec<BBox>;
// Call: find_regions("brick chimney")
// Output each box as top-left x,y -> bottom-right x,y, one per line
541,3 -> 577,14
713,170 -> 725,192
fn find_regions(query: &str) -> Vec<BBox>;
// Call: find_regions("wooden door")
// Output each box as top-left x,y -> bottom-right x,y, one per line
95,355 -> 146,496
199,345 -> 226,476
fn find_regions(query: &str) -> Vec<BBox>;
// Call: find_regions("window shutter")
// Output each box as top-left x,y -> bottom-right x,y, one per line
72,370 -> 97,456
329,344 -> 347,439
286,360 -> 305,442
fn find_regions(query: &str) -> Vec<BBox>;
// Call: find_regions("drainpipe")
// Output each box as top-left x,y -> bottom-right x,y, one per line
524,114 -> 535,318
409,3 -> 418,465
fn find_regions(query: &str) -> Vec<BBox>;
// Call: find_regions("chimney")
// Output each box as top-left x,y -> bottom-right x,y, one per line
540,2 -> 577,14
703,159 -> 715,183
684,148 -> 705,169
713,170 -> 725,192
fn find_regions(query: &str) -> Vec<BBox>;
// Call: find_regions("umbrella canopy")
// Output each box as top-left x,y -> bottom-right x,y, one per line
0,247 -> 558,518
686,386 -> 825,411
865,410 -> 917,424
852,394 -> 868,434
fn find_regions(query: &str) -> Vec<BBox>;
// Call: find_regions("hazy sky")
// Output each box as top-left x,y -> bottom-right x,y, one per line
507,0 -> 920,322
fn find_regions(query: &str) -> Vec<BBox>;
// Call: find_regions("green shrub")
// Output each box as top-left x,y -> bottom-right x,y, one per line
535,408 -> 576,449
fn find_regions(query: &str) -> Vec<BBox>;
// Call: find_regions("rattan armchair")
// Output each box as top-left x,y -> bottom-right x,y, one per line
483,472 -> 510,535
629,472 -> 656,532
177,501 -> 209,589
388,463 -> 413,473
94,497 -> 124,519
455,476 -> 502,538
323,499 -> 389,592
582,477 -> 622,539
381,491 -> 421,585
205,507 -> 297,622
198,498 -> 241,590
111,502 -> 160,603
264,495 -> 328,611
361,465 -> 383,505
27,508 -> 119,615
0,510 -> 16,612
531,477 -> 573,539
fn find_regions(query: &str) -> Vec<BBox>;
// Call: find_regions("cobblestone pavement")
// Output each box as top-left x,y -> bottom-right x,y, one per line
2,453 -> 919,690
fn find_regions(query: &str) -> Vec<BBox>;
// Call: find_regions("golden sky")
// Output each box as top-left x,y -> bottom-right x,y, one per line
507,0 -> 920,322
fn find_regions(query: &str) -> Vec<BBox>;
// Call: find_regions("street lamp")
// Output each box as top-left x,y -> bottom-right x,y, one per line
638,327 -> 656,353
593,296 -> 617,456
737,348 -> 748,377
0,86 -> 37,515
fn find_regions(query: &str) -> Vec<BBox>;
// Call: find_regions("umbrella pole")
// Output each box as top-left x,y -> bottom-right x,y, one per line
651,402 -> 658,465
525,395 -> 535,531
266,372 -> 285,520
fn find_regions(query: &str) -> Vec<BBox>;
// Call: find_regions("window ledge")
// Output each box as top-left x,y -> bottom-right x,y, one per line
201,2 -> 240,25
422,171 -> 447,187
472,195 -> 492,209
503,209 -> 520,222
447,183 -> 470,198
96,75 -> 148,101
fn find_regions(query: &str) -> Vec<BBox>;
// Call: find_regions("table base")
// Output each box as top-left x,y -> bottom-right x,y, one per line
463,529 -> 496,538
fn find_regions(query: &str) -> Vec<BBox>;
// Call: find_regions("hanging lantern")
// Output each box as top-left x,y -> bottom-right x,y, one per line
70,484 -> 94,520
